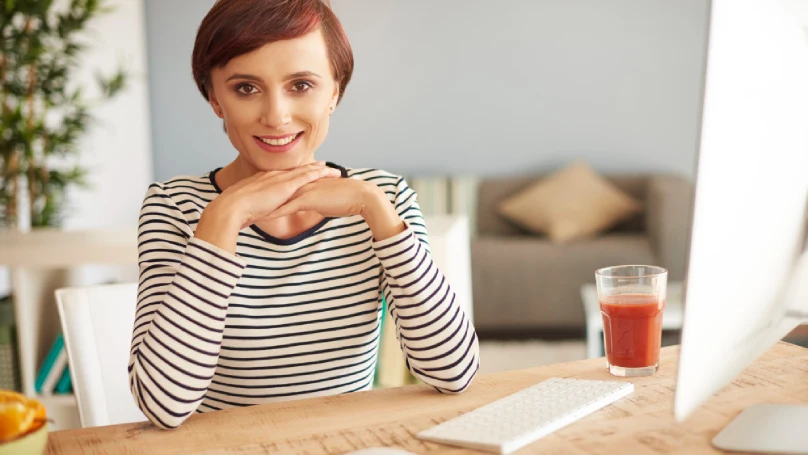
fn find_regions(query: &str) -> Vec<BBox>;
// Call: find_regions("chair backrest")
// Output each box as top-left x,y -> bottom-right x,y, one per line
55,283 -> 147,428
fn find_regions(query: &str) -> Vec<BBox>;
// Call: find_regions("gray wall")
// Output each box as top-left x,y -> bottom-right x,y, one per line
145,0 -> 709,181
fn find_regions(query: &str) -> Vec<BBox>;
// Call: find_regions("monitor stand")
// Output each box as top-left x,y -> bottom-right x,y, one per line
712,251 -> 808,454
712,404 -> 808,453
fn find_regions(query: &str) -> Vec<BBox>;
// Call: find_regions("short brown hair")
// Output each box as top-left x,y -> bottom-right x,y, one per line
192,0 -> 354,103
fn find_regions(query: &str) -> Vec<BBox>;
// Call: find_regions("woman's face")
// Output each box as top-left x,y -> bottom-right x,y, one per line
208,29 -> 339,171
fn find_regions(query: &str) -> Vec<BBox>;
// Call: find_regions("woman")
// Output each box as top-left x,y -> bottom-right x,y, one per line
130,0 -> 479,429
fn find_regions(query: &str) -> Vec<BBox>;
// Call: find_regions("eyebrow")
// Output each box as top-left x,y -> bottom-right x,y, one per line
225,71 -> 322,83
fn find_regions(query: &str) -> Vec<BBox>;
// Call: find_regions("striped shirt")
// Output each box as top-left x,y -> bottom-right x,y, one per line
130,163 -> 480,429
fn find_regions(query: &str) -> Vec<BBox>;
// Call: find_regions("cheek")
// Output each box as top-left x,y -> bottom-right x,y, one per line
221,100 -> 260,149
299,89 -> 334,121
224,100 -> 260,127
307,113 -> 331,142
299,99 -> 331,131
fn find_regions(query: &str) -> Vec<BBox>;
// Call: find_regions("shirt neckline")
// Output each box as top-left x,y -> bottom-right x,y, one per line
207,162 -> 349,246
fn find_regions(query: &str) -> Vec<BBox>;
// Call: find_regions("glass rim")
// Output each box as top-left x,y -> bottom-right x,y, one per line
595,265 -> 668,279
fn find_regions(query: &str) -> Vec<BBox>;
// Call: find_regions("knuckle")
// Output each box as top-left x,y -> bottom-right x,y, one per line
281,182 -> 296,193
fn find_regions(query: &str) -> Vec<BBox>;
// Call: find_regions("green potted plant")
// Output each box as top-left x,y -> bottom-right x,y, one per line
0,0 -> 128,230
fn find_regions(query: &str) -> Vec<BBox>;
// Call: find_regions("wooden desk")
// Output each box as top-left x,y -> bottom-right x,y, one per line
46,342 -> 808,455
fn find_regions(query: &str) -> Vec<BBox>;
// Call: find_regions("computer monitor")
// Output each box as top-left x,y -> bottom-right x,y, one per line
674,0 -> 808,452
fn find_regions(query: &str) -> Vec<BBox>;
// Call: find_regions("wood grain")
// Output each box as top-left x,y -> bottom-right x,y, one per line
46,342 -> 808,455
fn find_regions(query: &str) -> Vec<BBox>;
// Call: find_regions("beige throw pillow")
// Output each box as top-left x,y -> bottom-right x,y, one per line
497,161 -> 642,243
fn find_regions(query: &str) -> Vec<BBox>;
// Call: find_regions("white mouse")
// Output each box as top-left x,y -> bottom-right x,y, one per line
343,447 -> 417,455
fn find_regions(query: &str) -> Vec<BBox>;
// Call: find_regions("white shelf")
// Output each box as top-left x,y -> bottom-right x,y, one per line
37,394 -> 80,431
1,228 -> 137,430
0,228 -> 137,267
37,394 -> 77,406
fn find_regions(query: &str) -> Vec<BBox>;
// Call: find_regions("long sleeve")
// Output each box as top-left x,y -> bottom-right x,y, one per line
130,183 -> 247,429
374,177 -> 480,393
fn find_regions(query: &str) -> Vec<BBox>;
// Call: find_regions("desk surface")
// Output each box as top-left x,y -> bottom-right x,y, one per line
46,342 -> 808,455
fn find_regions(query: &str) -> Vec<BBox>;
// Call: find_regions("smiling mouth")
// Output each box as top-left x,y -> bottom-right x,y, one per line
256,132 -> 302,146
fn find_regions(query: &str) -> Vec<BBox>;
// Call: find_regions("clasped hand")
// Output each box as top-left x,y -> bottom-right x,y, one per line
210,162 -> 395,231
197,162 -> 406,253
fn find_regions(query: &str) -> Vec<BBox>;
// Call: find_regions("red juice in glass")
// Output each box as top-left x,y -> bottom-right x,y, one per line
600,294 -> 664,369
595,265 -> 667,377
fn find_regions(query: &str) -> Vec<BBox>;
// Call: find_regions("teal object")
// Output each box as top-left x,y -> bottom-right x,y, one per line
54,366 -> 71,394
373,294 -> 387,387
34,333 -> 64,393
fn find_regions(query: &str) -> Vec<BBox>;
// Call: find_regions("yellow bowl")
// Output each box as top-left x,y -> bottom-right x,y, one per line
0,422 -> 48,455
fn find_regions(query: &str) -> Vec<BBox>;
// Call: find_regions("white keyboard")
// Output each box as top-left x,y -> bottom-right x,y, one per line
416,377 -> 633,454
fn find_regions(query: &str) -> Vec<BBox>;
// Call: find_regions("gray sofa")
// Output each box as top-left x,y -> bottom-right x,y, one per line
470,174 -> 694,335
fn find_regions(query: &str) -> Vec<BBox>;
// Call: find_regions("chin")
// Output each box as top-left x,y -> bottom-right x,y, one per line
251,152 -> 313,171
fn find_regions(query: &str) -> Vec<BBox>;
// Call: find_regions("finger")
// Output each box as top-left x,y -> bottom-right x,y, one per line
253,168 -> 334,209
257,165 -> 324,189
278,161 -> 327,176
267,194 -> 309,220
289,179 -> 329,198
279,163 -> 339,182
279,167 -> 341,195
276,161 -> 327,175
258,162 -> 321,182
224,168 -> 269,192
231,162 -> 329,188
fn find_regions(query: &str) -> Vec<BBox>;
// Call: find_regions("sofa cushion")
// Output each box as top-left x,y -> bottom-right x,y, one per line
477,176 -> 543,237
471,234 -> 658,330
496,161 -> 643,243
477,174 -> 649,238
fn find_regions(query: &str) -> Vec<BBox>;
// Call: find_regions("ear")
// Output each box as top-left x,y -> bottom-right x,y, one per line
208,88 -> 224,118
329,82 -> 340,113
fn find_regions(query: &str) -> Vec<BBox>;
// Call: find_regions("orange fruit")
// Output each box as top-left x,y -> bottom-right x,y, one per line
0,390 -> 47,443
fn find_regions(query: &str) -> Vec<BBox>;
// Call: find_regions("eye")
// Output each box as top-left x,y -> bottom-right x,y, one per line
235,83 -> 258,95
291,81 -> 314,92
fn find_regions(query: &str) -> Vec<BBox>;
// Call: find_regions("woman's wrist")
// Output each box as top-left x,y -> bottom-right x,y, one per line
194,200 -> 243,255
361,185 -> 406,241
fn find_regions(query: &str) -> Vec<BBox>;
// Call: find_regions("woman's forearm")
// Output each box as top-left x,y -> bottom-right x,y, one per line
361,185 -> 407,241
131,184 -> 247,429
194,200 -> 243,255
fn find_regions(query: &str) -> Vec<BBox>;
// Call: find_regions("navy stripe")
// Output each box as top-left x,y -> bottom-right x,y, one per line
237,223 -> 369,254
242,245 -> 374,271
241,252 -> 375,280
238,263 -> 379,290
228,285 -> 378,309
226,307 -> 378,333
237,236 -> 371,262
211,361 -> 375,390
228,297 -> 377,319
214,355 -> 374,380
231,274 -> 378,300
205,369 -> 374,400
222,322 -> 380,353
185,251 -> 242,279
216,345 -> 379,371
139,228 -> 190,241
218,331 -> 381,361
189,241 -> 244,269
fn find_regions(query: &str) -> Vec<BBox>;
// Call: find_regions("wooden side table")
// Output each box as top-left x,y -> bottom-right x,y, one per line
580,282 -> 685,358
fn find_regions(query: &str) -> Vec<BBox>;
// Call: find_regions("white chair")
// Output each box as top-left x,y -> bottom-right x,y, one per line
422,214 -> 474,322
55,283 -> 147,428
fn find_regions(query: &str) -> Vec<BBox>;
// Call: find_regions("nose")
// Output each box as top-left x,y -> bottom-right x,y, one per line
259,92 -> 291,129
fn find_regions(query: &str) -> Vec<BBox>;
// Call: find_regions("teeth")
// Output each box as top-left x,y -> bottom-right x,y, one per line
259,134 -> 297,146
